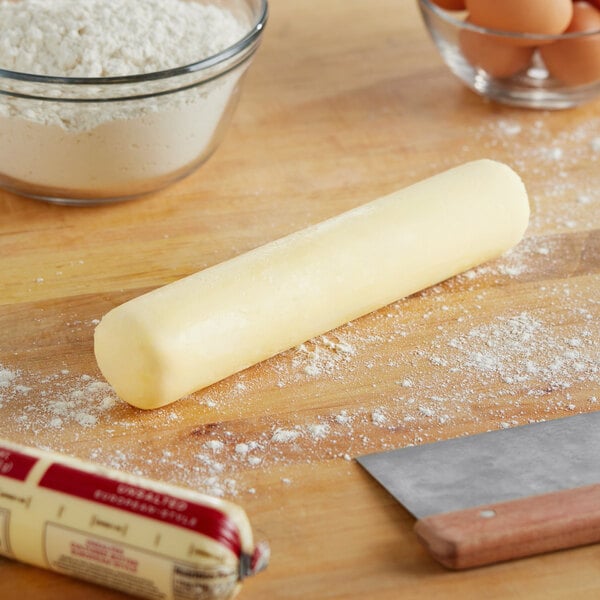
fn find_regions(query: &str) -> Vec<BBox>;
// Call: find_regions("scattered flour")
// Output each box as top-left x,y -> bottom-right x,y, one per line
0,366 -> 117,431
307,423 -> 331,439
204,439 -> 225,453
445,312 -> 597,389
291,335 -> 356,378
371,409 -> 387,426
271,429 -> 301,444
496,120 -> 522,136
334,411 -> 353,426
0,367 -> 17,388
463,113 -> 600,235
235,443 -> 250,455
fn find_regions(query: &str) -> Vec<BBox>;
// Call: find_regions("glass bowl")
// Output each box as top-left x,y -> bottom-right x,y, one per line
417,0 -> 600,109
0,0 -> 268,205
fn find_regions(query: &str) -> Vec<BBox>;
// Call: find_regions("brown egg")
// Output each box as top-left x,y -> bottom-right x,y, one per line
465,0 -> 573,35
540,1 -> 600,86
430,0 -> 466,10
459,23 -> 535,78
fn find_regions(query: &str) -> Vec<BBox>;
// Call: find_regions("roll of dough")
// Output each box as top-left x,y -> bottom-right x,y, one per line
94,159 -> 529,409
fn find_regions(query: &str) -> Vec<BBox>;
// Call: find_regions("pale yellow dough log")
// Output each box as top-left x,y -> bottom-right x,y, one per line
94,159 -> 529,409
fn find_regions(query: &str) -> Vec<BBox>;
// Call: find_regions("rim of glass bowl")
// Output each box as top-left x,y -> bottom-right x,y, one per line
0,0 -> 268,86
419,0 -> 600,41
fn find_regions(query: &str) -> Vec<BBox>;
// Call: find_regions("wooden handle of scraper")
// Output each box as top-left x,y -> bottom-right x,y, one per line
414,483 -> 600,569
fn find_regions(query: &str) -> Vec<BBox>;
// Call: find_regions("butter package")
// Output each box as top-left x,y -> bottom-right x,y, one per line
0,439 -> 268,599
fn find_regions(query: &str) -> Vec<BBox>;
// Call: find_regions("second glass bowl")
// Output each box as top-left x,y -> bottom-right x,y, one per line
418,0 -> 600,109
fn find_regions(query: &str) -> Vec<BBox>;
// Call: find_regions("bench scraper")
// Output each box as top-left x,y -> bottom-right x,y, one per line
357,412 -> 600,569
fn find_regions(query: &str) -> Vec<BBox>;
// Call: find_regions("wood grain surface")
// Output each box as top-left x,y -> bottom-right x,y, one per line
1,0 -> 599,598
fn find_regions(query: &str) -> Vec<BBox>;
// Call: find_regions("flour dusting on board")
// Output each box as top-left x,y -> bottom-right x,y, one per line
0,275 -> 598,498
0,367 -> 116,430
0,112 -> 599,499
464,114 -> 600,235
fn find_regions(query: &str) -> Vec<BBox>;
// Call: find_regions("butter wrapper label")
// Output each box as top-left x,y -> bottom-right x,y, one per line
0,446 -> 38,482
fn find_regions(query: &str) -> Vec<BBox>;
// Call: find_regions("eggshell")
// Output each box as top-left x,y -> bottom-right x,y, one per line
459,24 -> 535,78
430,0 -> 466,10
540,1 -> 600,86
465,0 -> 573,35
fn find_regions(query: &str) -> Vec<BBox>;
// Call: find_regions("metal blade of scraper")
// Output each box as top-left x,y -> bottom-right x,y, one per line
358,412 -> 600,570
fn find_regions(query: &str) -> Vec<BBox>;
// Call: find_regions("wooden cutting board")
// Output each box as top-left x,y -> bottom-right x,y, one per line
1,1 -> 599,598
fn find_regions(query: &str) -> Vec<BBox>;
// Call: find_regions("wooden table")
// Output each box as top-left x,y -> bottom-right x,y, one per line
1,0 -> 599,598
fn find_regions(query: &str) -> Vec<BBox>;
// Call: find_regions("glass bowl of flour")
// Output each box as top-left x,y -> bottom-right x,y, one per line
0,0 -> 268,205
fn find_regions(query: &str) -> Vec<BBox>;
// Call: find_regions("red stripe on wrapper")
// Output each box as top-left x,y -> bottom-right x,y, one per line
39,463 -> 241,557
0,445 -> 39,481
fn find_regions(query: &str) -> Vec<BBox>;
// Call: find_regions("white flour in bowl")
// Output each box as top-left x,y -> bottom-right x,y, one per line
0,0 -> 246,77
0,0 -> 252,200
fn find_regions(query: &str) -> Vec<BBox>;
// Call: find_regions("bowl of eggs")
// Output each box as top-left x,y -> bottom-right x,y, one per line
418,0 -> 600,108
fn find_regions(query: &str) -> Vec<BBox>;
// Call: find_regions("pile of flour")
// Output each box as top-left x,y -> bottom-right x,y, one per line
0,0 -> 245,77
0,0 -> 251,198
